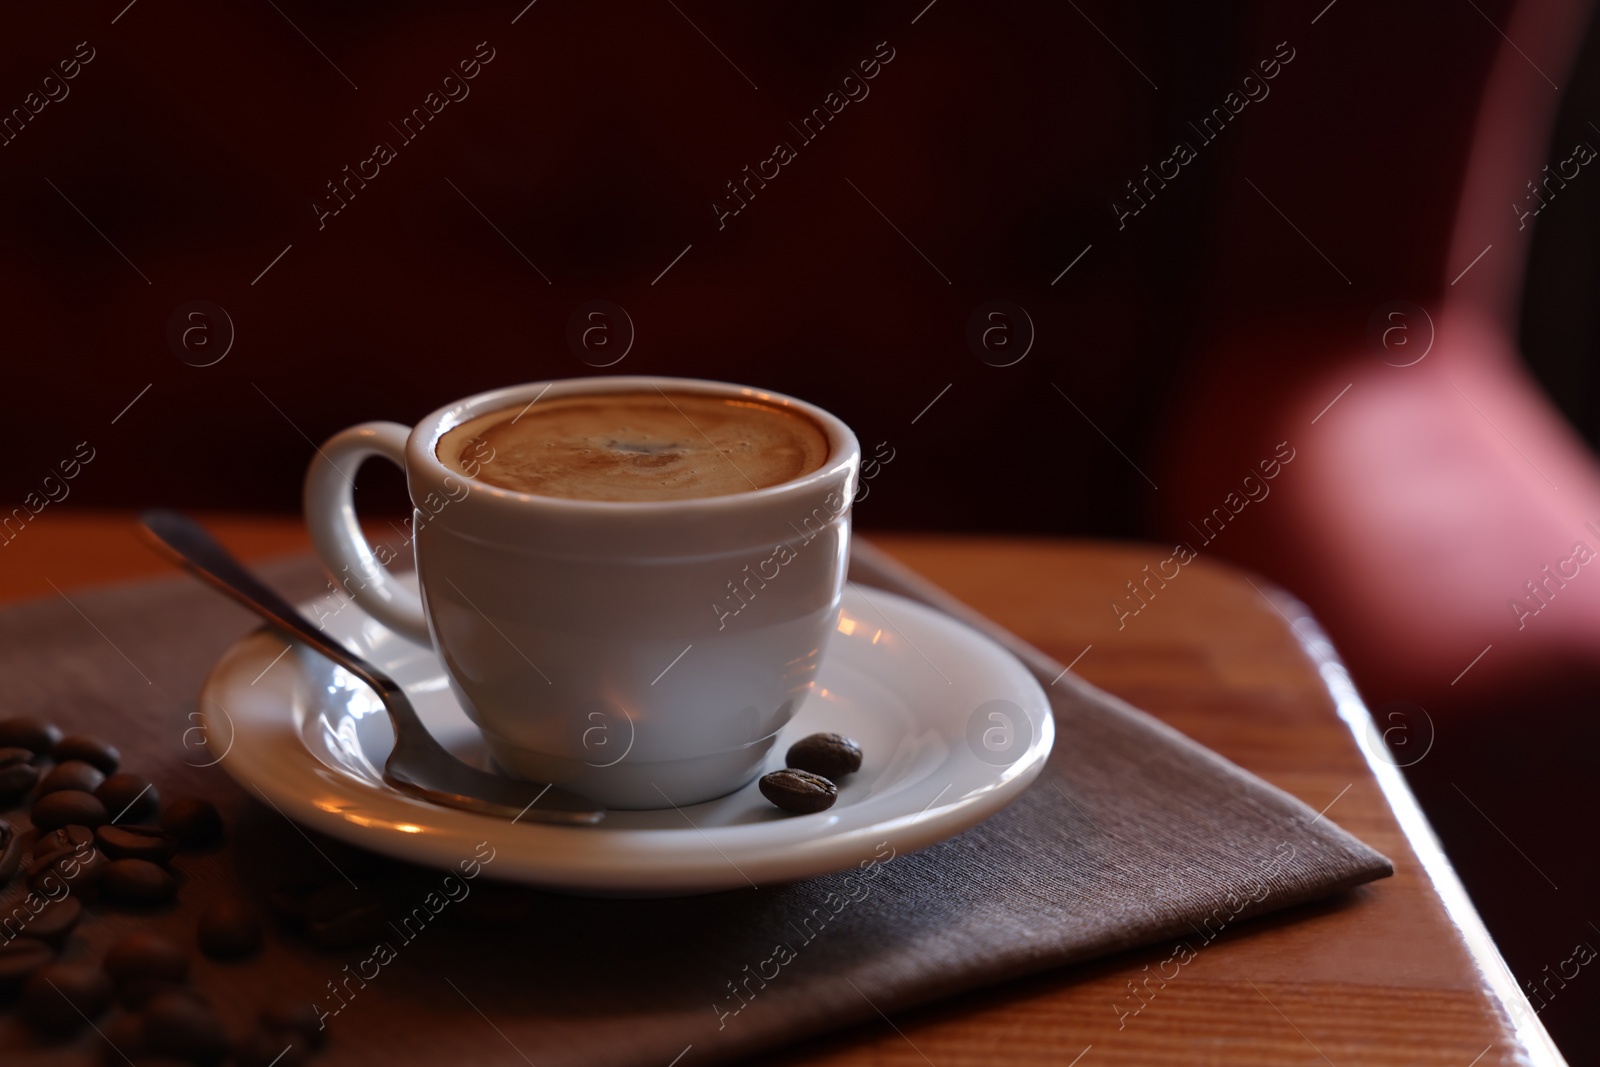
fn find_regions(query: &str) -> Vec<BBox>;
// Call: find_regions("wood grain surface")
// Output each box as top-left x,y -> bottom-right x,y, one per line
0,513 -> 1563,1066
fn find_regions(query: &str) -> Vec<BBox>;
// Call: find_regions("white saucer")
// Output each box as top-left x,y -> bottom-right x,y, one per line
199,582 -> 1053,896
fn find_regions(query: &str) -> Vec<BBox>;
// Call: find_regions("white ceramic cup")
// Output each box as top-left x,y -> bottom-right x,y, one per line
303,376 -> 861,809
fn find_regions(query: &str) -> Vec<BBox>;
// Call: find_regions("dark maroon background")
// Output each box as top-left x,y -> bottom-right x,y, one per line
0,1 -> 1303,532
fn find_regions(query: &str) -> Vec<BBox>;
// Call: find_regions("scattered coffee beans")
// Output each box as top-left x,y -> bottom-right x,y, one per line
0,747 -> 40,801
29,843 -> 107,895
22,961 -> 113,1035
37,758 -> 107,797
0,715 -> 332,1064
96,824 -> 180,863
0,716 -> 61,756
95,772 -> 159,821
102,858 -> 178,904
33,823 -> 95,862
32,789 -> 109,830
51,734 -> 120,774
161,796 -> 224,847
785,733 -> 863,779
759,768 -> 838,814
104,932 -> 190,990
198,897 -> 264,959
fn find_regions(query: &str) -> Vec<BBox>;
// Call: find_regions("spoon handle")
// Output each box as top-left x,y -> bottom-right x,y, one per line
137,509 -> 398,697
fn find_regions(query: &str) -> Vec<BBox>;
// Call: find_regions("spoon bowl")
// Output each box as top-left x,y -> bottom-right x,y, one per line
137,509 -> 605,826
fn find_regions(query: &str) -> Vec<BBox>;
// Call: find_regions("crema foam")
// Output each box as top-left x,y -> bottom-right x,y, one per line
437,392 -> 830,502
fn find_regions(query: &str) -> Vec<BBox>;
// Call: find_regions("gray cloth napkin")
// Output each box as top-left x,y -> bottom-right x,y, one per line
0,556 -> 1390,1067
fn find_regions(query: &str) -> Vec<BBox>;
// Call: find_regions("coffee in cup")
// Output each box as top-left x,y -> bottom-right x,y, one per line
435,391 -> 829,502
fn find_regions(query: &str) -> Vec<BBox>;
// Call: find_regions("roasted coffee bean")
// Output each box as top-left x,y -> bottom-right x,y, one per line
0,937 -> 55,988
102,858 -> 178,904
51,734 -> 120,774
758,768 -> 838,814
197,897 -> 263,959
142,989 -> 229,1065
29,843 -> 107,895
104,932 -> 189,990
37,759 -> 107,797
160,796 -> 223,847
22,962 -> 113,1035
31,789 -> 108,830
237,1029 -> 310,1067
785,733 -> 864,779
33,823 -> 95,861
260,1000 -> 327,1050
96,825 -> 180,863
27,897 -> 84,946
0,717 -> 61,755
0,746 -> 40,800
304,883 -> 388,949
95,773 -> 159,822
0,817 -> 21,883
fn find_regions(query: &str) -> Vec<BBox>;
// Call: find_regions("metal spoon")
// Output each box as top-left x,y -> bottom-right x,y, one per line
138,509 -> 605,825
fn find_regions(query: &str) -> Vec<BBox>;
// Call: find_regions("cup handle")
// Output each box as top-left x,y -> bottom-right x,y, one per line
302,421 -> 432,645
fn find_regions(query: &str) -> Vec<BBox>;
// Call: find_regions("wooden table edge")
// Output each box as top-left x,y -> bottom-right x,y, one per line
860,534 -> 1565,1064
1262,581 -> 1565,1067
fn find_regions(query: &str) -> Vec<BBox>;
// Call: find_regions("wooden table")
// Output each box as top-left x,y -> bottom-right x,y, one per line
0,511 -> 1563,1066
